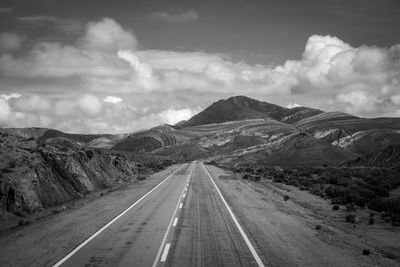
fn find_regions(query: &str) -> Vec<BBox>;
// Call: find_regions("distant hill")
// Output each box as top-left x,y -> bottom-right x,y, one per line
2,95 -> 400,167
178,95 -> 324,127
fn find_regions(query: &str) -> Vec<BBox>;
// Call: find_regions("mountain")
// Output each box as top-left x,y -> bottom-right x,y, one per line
109,96 -> 400,167
2,95 -> 400,167
178,95 -> 324,127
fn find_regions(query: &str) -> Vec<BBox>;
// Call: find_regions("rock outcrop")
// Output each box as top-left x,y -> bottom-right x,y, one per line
0,133 -> 136,219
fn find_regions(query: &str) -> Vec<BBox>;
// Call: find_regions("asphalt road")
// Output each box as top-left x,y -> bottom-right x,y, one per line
53,162 -> 263,267
165,162 -> 263,267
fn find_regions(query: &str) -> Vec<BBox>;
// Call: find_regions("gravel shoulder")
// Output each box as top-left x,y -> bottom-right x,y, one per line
207,165 -> 400,267
0,164 -> 182,267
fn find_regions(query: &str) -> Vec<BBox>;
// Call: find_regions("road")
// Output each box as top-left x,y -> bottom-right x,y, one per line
53,161 -> 264,267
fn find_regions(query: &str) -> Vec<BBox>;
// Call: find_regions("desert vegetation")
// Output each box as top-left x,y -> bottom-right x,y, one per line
229,164 -> 400,226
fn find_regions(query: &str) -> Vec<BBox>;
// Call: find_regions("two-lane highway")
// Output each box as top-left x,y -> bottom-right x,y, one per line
53,161 -> 264,267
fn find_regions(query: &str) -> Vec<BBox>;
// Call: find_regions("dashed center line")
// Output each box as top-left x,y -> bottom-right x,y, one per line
160,243 -> 171,262
152,163 -> 194,267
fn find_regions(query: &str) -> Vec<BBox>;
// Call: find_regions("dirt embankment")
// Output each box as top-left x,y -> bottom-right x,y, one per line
208,165 -> 400,267
0,133 -> 137,221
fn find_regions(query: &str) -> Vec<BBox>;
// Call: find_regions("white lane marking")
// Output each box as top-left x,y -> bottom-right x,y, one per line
152,163 -> 194,267
160,243 -> 171,262
183,193 -> 186,198
179,203 -> 183,209
202,163 -> 265,267
53,164 -> 185,267
172,218 -> 178,227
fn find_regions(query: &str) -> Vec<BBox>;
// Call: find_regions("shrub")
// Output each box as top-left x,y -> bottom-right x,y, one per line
283,195 -> 290,201
345,214 -> 356,223
17,219 -> 31,227
315,225 -> 321,230
332,205 -> 340,211
346,203 -> 357,211
368,217 -> 375,225
8,161 -> 17,168
85,150 -> 94,159
383,196 -> 400,214
242,173 -> 251,180
362,249 -> 371,256
367,199 -> 385,212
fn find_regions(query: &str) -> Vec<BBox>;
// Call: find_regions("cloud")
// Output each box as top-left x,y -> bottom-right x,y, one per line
78,94 -> 103,116
1,17 -> 400,132
158,107 -> 198,125
337,91 -> 382,115
151,10 -> 199,23
103,96 -> 122,104
286,103 -> 301,109
117,50 -> 159,91
0,92 -> 21,101
17,15 -> 83,34
0,98 -> 11,122
80,18 -> 137,51
0,32 -> 25,51
11,95 -> 53,114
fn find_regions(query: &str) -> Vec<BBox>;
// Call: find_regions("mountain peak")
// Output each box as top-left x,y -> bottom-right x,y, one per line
178,96 -> 286,128
178,95 -> 325,128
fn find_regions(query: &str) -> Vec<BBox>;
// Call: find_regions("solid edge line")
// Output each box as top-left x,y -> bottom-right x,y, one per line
52,164 -> 185,267
152,163 -> 194,267
160,243 -> 171,262
202,163 -> 265,267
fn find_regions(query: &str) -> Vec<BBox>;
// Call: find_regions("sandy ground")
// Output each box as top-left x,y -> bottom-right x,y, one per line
0,164 -> 182,267
208,165 -> 400,267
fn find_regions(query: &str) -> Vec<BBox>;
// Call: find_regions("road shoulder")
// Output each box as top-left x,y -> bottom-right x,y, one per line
207,164 -> 399,267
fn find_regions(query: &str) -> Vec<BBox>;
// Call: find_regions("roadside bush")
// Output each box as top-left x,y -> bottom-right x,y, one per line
332,205 -> 340,210
283,195 -> 290,201
345,214 -> 357,223
85,150 -> 94,160
362,249 -> 371,256
242,173 -> 251,179
382,196 -> 400,214
367,199 -> 385,212
368,218 -> 375,225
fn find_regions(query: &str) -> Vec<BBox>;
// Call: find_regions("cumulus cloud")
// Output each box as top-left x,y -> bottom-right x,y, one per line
158,107 -> 198,125
1,16 -> 400,132
0,98 -> 11,123
0,92 -> 21,100
337,91 -> 382,115
117,50 -> 158,91
151,10 -> 199,23
103,96 -> 122,104
0,32 -> 25,51
80,18 -> 137,51
11,95 -> 53,114
78,94 -> 103,116
286,103 -> 301,109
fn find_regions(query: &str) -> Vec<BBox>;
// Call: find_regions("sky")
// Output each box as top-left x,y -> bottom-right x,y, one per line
0,0 -> 399,133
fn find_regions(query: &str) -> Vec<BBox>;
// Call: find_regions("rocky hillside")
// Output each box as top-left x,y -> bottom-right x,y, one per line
178,95 -> 323,127
0,132 -> 137,220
